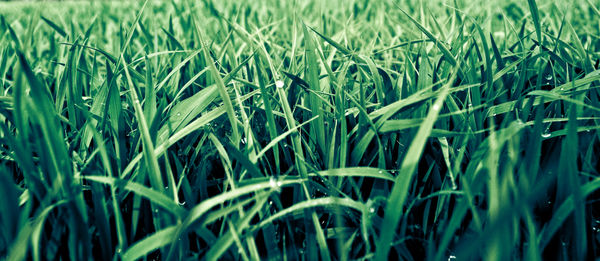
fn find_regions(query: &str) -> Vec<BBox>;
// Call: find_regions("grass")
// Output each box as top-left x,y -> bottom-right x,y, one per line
0,0 -> 600,260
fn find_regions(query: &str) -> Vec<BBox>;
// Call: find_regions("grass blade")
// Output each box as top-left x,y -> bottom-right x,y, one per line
375,63 -> 457,260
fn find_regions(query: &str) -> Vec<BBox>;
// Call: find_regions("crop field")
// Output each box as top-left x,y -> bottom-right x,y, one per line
1,0 -> 600,260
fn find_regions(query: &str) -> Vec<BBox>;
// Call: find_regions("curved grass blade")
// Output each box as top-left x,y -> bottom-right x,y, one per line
166,178 -> 307,259
311,167 -> 395,182
396,7 -> 457,66
255,197 -> 365,230
122,54 -> 164,192
121,225 -> 178,261
203,192 -> 270,261
40,15 -> 66,38
194,19 -> 240,147
375,63 -> 457,260
83,176 -> 186,218
538,178 -> 600,250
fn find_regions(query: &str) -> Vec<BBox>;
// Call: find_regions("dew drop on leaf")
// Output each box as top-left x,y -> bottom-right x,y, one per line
275,80 -> 284,88
270,177 -> 281,193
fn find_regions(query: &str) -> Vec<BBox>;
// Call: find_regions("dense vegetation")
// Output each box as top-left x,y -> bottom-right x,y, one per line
1,0 -> 600,260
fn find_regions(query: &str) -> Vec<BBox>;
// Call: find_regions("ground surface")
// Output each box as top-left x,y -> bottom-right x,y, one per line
1,0 -> 600,260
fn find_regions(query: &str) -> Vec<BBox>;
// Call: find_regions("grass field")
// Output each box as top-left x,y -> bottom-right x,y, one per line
1,0 -> 600,260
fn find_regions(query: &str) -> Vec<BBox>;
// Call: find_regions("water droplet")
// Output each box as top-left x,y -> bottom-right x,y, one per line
369,207 -> 375,213
270,177 -> 281,192
432,104 -> 441,111
448,255 -> 456,261
116,248 -> 122,254
541,132 -> 551,138
275,80 -> 284,88
545,75 -> 553,81
176,112 -> 181,116
179,201 -> 186,206
154,209 -> 159,214
269,200 -> 273,205
468,103 -> 473,107
378,170 -> 383,174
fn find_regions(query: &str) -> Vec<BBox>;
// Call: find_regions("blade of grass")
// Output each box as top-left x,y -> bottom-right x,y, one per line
194,19 -> 240,147
121,225 -> 178,261
527,0 -> 542,46
538,178 -> 600,250
302,21 -> 326,155
40,15 -> 66,38
122,54 -> 165,192
375,62 -> 458,260
83,175 -> 186,218
254,197 -> 365,230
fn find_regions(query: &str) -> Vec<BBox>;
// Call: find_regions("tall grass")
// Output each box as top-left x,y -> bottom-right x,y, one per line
1,0 -> 599,260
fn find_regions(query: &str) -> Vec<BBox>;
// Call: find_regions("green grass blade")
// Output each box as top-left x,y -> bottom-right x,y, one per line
83,176 -> 186,218
122,54 -> 165,192
40,15 -> 66,38
375,64 -> 457,260
255,197 -> 365,230
527,0 -> 543,45
539,178 -> 600,250
121,225 -> 178,261
302,21 -> 326,155
397,7 -> 457,66
194,19 -> 240,147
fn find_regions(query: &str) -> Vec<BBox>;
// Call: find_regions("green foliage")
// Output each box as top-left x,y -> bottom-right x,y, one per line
0,0 -> 599,260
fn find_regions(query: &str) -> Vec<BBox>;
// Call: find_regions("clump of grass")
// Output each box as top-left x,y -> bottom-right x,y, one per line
1,0 -> 600,260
